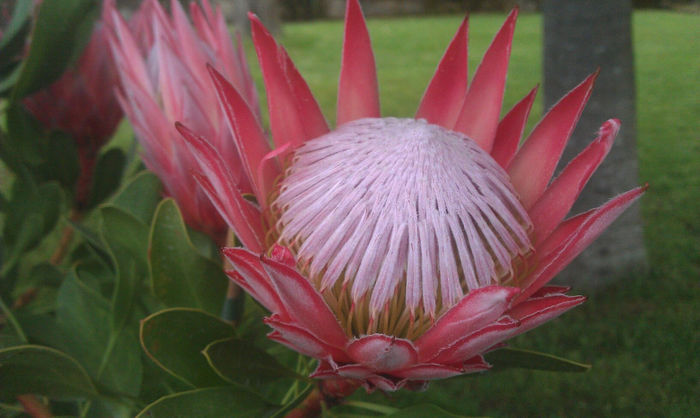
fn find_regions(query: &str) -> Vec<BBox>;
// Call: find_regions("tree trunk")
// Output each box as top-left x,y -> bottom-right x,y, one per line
543,0 -> 647,289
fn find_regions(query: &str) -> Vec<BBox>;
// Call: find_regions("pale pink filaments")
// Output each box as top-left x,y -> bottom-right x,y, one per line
274,117 -> 532,338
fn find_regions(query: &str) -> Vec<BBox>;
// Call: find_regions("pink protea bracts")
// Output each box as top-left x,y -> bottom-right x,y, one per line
107,0 -> 259,241
23,0 -> 122,207
180,0 -> 646,391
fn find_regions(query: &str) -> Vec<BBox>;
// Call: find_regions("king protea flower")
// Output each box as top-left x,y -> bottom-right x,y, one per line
179,0 -> 645,391
24,0 -> 122,207
107,0 -> 259,241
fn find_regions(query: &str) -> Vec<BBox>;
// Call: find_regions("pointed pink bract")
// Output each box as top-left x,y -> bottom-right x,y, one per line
415,16 -> 469,128
260,257 -> 349,348
508,71 -> 598,209
208,66 -> 278,207
415,286 -> 519,362
347,335 -> 418,372
529,119 -> 618,245
337,0 -> 380,125
519,186 -> 647,302
250,14 -> 328,160
490,85 -> 539,169
454,8 -> 518,152
176,123 -> 266,251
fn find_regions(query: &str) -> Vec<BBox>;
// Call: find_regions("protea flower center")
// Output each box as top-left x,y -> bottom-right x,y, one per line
273,117 -> 533,339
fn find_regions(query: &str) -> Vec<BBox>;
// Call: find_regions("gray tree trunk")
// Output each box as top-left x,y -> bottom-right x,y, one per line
543,0 -> 647,289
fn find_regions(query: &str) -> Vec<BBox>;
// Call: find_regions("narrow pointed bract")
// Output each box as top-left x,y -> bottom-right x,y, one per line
529,119 -> 618,245
250,13 -> 329,159
508,71 -> 598,209
454,8 -> 518,152
415,16 -> 469,128
337,0 -> 380,125
490,85 -> 539,169
176,2 -> 645,392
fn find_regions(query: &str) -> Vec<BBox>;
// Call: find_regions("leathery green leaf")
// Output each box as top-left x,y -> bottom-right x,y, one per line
110,171 -> 162,225
136,386 -> 277,418
11,0 -> 98,99
139,308 -> 233,388
486,347 -> 591,372
202,337 -> 307,387
0,345 -> 97,401
100,206 -> 149,331
148,199 -> 226,314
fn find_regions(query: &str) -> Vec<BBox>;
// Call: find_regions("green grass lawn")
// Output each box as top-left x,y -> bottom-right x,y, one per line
260,11 -> 698,417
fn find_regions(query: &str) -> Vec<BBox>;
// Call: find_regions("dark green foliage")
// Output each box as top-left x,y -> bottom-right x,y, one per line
11,0 -> 98,100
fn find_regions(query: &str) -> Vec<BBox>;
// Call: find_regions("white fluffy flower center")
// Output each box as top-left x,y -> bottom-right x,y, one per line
274,118 -> 532,337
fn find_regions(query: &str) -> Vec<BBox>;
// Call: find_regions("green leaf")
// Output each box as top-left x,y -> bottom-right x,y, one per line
202,337 -> 306,387
11,0 -> 98,99
111,171 -> 162,225
1,213 -> 42,276
45,131 -> 80,189
55,272 -> 142,398
136,386 -> 277,418
387,404 -> 467,417
3,108 -> 78,189
66,219 -> 112,267
0,64 -> 21,96
100,206 -> 149,331
0,345 -> 97,401
187,226 -> 221,260
27,262 -> 64,287
0,0 -> 32,52
3,104 -> 47,169
0,0 -> 31,95
0,333 -> 24,349
87,148 -> 126,209
140,308 -> 234,388
149,199 -> 227,314
485,347 -> 591,372
1,179 -> 62,276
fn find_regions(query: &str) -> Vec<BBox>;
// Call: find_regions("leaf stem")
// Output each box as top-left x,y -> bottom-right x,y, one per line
50,210 -> 82,265
284,379 -> 360,418
0,295 -> 27,343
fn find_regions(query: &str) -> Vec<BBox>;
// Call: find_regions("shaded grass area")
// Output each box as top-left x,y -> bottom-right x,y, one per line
269,11 -> 699,416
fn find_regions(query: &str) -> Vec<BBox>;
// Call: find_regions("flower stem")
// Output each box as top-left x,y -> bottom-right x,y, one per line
49,210 -> 82,266
285,379 -> 360,418
221,229 -> 244,324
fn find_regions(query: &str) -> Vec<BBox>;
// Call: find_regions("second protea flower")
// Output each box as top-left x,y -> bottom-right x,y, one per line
180,0 -> 645,391
107,0 -> 259,241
